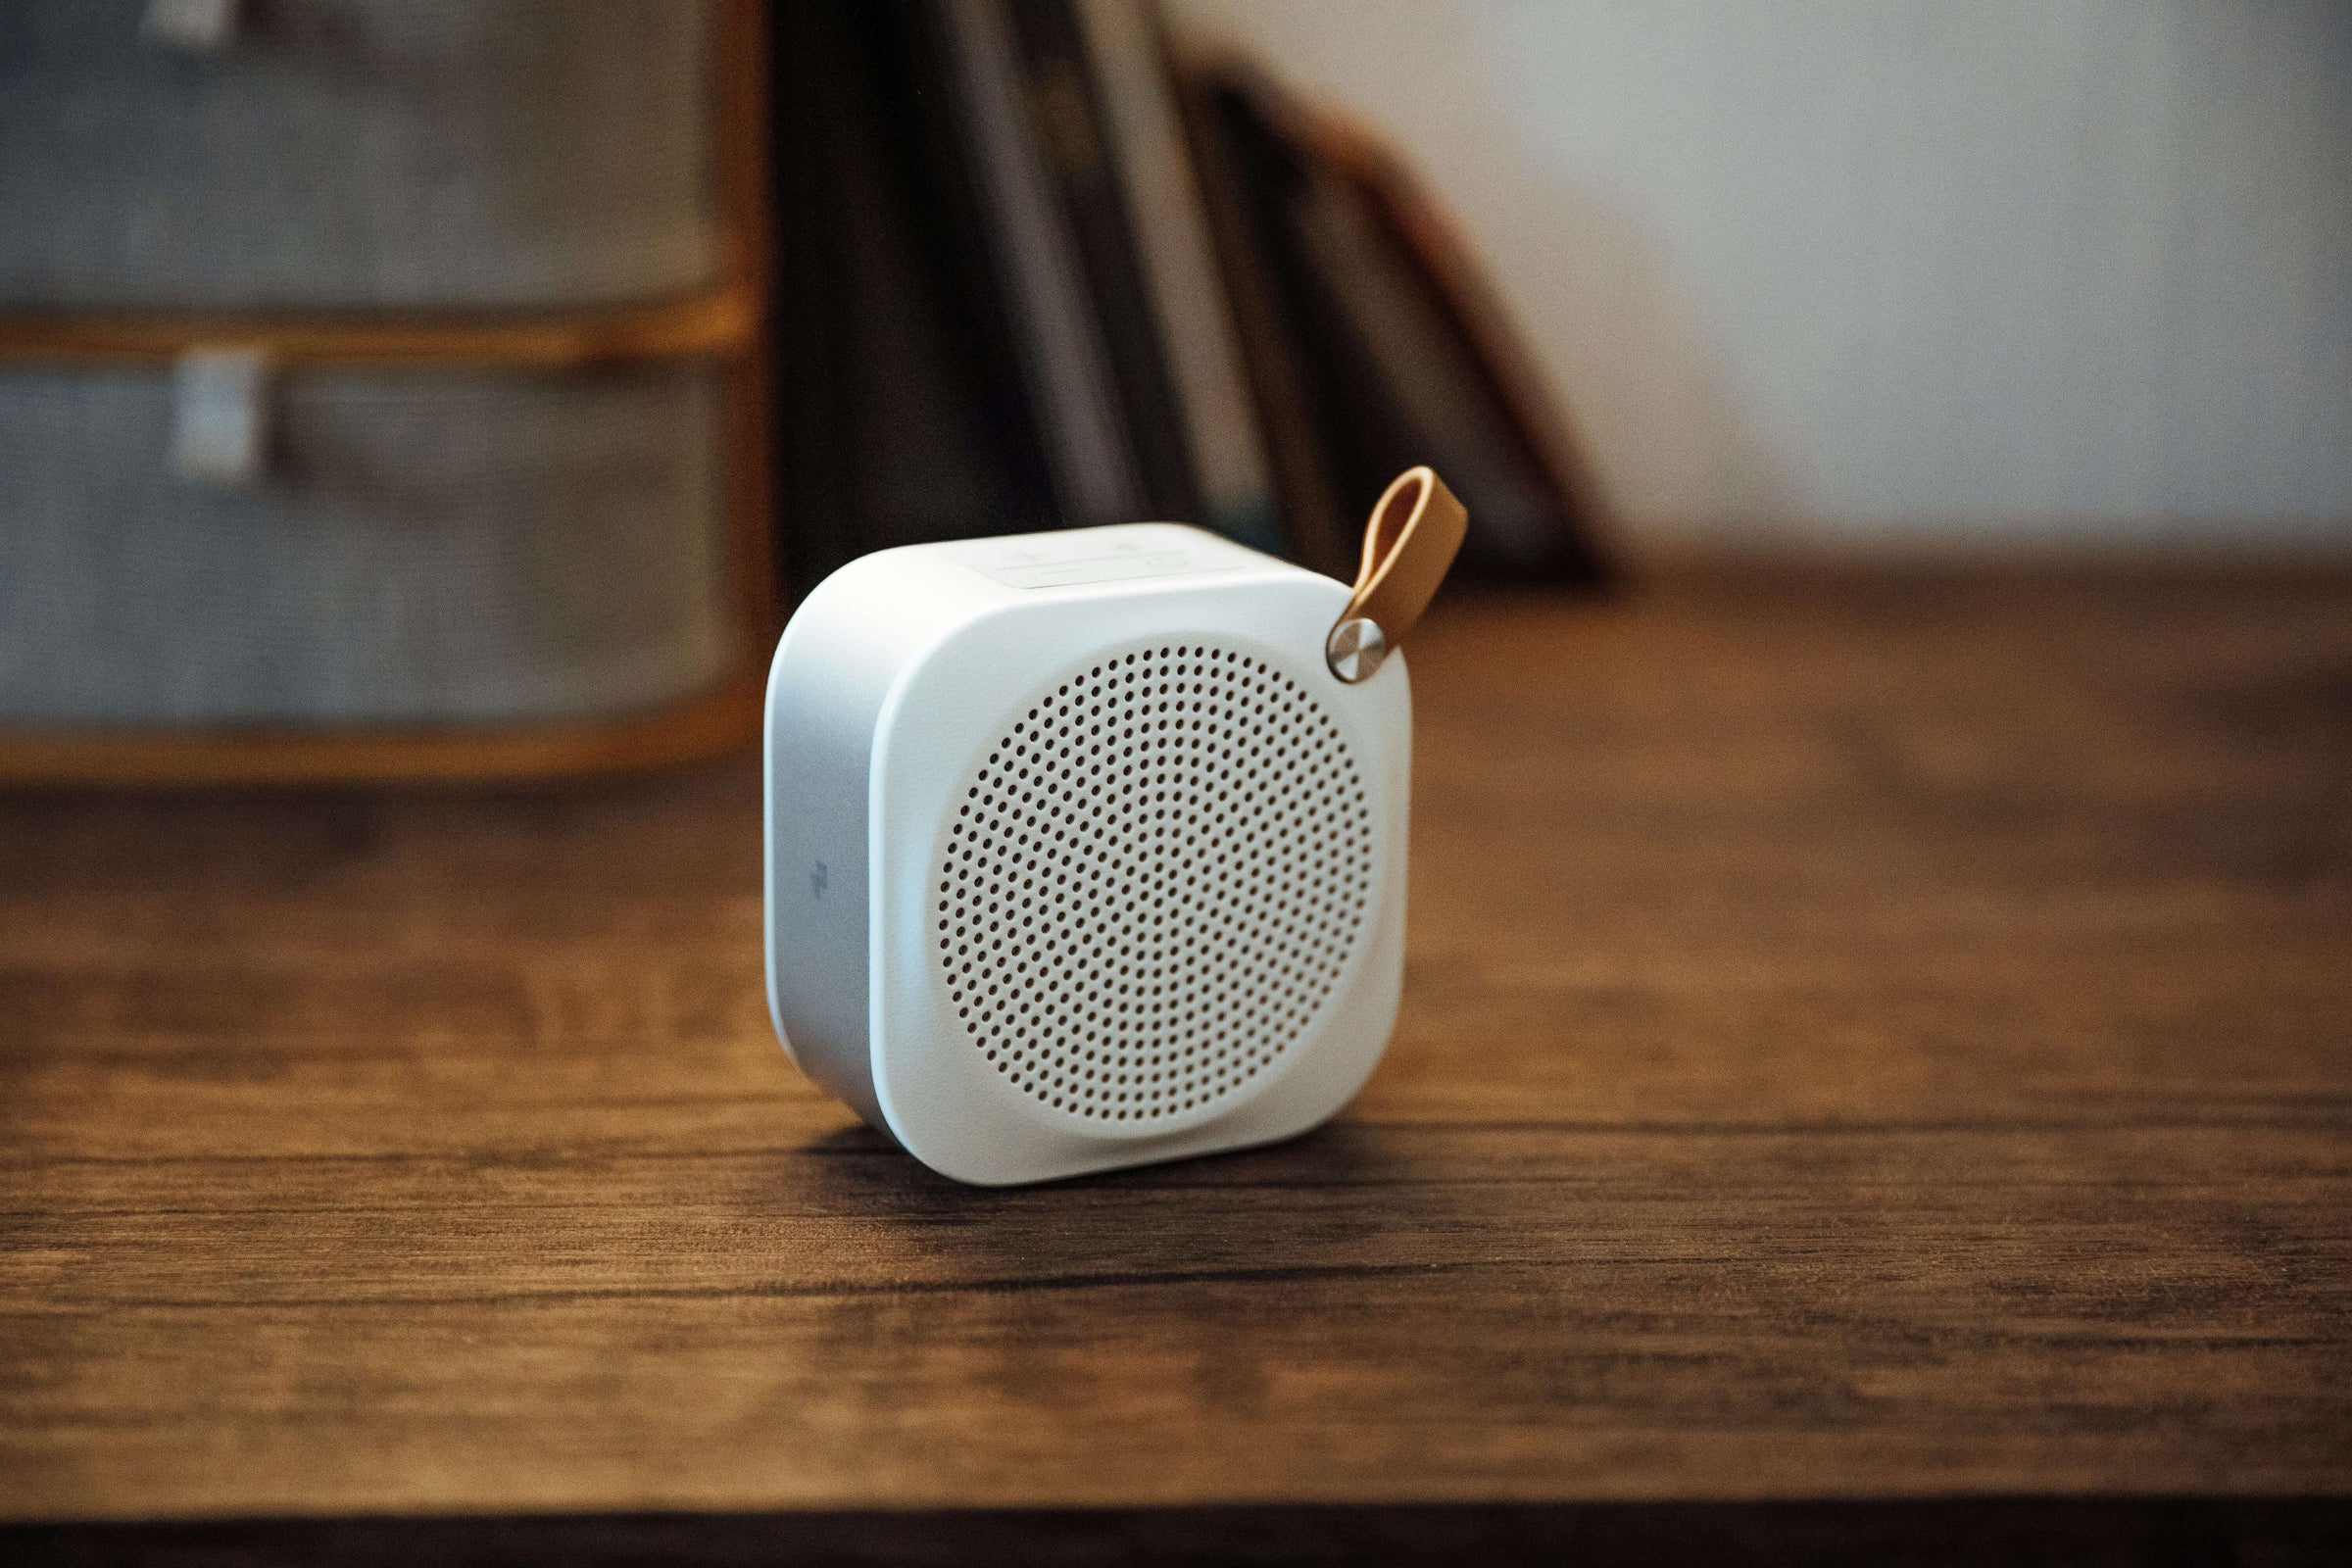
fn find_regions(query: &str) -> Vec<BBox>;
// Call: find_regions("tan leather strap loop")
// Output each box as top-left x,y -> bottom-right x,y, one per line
1329,467 -> 1466,679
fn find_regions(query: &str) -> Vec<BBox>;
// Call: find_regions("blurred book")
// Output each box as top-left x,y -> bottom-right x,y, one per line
769,0 -> 1611,599
1072,0 -> 1281,555
1167,47 -> 1612,585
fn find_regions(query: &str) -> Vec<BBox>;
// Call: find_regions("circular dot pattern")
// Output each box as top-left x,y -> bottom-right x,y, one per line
935,642 -> 1375,1125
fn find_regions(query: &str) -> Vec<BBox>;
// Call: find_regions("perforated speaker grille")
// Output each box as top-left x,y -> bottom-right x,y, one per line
936,641 -> 1375,1125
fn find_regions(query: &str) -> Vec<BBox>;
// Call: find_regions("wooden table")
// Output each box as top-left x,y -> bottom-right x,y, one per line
5,571 -> 2349,1563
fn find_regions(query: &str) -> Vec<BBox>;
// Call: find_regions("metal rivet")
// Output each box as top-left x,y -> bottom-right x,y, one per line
1326,617 -> 1388,683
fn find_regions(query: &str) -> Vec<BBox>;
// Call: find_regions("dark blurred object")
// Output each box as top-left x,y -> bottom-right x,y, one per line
11,1498 -> 2352,1567
769,0 -> 1057,596
772,0 -> 1249,599
768,0 -> 1610,599
0,0 -> 772,785
1170,53 -> 1614,585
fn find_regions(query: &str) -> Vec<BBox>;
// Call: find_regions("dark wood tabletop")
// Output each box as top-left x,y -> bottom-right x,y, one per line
4,570 -> 2349,1562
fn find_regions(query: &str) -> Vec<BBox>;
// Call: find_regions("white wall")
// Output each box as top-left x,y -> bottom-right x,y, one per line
1173,0 -> 2352,548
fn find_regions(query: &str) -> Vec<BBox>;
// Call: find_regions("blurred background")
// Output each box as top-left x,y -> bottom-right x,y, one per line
0,0 -> 2345,783
1181,0 -> 2352,551
6,6 -> 2351,1547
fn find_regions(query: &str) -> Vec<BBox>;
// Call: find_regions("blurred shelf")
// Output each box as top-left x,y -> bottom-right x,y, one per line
0,284 -> 761,368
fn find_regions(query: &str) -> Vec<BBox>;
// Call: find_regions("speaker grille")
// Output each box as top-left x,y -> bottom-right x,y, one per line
936,641 -> 1375,1126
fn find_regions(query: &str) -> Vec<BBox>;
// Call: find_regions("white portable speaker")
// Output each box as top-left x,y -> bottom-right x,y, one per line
763,468 -> 1465,1184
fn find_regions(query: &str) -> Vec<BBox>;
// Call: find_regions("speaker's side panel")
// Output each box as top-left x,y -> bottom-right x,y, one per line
767,546 -> 1019,1132
764,593 -> 887,1128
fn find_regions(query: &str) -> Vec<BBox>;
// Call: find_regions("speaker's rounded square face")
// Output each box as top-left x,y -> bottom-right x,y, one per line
868,571 -> 1413,1185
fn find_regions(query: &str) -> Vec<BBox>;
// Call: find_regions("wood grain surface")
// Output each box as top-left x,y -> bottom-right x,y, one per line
2,572 -> 2348,1527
